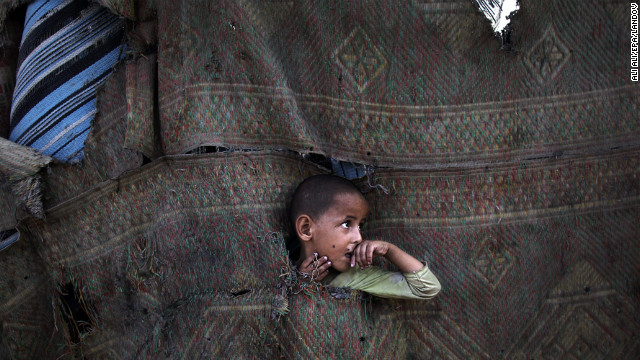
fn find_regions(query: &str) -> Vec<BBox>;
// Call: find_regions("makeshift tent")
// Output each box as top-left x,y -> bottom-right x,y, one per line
0,0 -> 639,358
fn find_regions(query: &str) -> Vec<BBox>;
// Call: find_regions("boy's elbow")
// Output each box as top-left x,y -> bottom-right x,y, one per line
412,279 -> 441,299
405,268 -> 442,299
424,281 -> 441,299
431,281 -> 442,298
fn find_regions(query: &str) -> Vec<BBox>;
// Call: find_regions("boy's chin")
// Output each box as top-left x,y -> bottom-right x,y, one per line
331,261 -> 350,272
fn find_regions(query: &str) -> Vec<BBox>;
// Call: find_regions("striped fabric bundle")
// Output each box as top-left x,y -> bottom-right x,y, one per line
9,0 -> 125,162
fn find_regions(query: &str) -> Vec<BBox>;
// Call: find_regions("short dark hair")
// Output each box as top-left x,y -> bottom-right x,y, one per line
289,174 -> 364,229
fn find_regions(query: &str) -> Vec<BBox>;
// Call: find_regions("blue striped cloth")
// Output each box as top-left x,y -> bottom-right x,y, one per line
0,229 -> 20,252
9,0 -> 125,162
331,158 -> 366,179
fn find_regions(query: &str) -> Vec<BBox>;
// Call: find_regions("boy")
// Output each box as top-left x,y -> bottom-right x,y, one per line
289,174 -> 441,299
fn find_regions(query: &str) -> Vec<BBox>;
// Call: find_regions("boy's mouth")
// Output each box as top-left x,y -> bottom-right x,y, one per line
345,251 -> 353,259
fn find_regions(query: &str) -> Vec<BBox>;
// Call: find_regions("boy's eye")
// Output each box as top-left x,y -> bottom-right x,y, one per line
341,222 -> 349,229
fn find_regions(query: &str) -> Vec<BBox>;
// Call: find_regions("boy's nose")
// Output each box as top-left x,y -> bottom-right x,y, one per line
353,229 -> 362,244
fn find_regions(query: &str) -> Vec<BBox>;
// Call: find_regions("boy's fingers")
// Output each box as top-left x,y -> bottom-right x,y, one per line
299,253 -> 317,269
319,260 -> 332,273
354,244 -> 362,268
366,245 -> 374,267
307,257 -> 330,280
357,243 -> 368,268
351,244 -> 360,268
315,264 -> 330,281
300,255 -> 332,278
316,256 -> 329,268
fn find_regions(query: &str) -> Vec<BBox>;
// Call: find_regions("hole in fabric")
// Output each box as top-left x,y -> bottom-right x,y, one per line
230,289 -> 252,297
304,152 -> 333,170
185,146 -> 229,154
472,0 -> 519,35
239,50 -> 251,61
58,282 -> 94,344
330,159 -> 367,180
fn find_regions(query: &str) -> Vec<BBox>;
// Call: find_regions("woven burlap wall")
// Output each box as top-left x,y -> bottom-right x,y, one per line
0,0 -> 639,359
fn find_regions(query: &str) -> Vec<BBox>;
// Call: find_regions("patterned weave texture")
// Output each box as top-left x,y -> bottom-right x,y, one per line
0,0 -> 639,359
156,0 -> 638,166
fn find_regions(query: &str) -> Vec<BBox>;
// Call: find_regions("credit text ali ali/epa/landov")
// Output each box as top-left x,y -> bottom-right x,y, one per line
632,3 -> 638,81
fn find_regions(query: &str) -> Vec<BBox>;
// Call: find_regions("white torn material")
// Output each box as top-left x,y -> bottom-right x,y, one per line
474,0 -> 520,34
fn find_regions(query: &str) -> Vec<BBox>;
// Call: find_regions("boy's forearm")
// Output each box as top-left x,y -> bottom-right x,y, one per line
384,243 -> 425,273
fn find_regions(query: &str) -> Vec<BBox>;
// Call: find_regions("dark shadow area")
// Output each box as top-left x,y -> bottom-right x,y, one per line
58,282 -> 94,344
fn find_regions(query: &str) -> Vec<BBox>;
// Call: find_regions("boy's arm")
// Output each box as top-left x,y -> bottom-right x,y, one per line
349,240 -> 441,299
329,240 -> 441,299
351,240 -> 424,273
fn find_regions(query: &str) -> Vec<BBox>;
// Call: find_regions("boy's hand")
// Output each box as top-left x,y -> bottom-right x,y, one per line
352,240 -> 424,273
298,253 -> 332,281
351,240 -> 390,269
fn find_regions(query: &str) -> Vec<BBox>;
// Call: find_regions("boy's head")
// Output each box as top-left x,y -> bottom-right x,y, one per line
289,174 -> 369,272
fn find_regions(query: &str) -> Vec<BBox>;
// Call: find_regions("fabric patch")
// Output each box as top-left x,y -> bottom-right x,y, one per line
9,0 -> 126,162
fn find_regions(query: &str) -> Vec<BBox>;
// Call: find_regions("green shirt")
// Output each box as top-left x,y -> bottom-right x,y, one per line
326,264 -> 441,300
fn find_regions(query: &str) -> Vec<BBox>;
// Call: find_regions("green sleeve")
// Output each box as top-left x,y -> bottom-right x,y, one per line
327,264 -> 441,300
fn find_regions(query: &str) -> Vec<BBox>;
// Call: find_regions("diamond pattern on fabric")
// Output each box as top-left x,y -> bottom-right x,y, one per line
334,27 -> 387,92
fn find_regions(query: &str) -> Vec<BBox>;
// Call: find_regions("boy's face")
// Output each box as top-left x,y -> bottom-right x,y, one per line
309,192 -> 369,272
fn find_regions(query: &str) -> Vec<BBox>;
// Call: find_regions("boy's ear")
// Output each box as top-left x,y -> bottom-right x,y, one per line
295,215 -> 313,242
